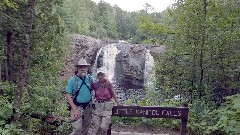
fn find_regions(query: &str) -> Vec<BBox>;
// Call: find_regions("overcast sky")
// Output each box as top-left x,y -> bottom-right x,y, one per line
91,0 -> 176,12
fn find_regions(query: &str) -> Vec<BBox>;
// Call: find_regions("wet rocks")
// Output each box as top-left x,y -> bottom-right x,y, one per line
61,35 -> 165,90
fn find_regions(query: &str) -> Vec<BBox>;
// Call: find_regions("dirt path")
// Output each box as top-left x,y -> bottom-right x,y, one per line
111,125 -> 181,135
111,131 -> 169,135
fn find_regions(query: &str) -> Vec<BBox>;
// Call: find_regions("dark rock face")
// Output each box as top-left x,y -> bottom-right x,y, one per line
114,44 -> 146,90
69,34 -> 102,66
60,34 -> 101,79
61,34 -> 165,91
114,44 -> 165,91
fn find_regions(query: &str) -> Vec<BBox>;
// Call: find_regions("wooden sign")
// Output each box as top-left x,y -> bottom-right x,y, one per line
112,106 -> 188,119
108,102 -> 189,135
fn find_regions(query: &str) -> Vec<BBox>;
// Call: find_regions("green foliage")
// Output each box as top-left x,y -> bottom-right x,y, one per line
117,93 -> 240,135
1,0 -> 239,134
0,124 -> 23,135
0,0 -> 71,134
138,15 -> 166,35
0,82 -> 15,120
188,94 -> 240,135
0,82 -> 24,135
95,1 -> 118,39
151,0 -> 240,134
0,0 -> 18,10
154,0 -> 240,99
59,0 -> 91,34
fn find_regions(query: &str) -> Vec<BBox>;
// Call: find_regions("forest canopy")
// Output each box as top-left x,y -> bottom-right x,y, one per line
0,0 -> 239,134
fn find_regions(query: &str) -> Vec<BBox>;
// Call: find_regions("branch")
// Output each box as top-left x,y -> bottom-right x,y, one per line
28,113 -> 70,126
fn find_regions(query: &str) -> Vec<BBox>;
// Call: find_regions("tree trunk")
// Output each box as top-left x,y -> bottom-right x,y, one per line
199,0 -> 207,98
0,60 -> 2,95
190,41 -> 197,102
11,0 -> 36,123
0,61 -> 1,82
6,31 -> 13,82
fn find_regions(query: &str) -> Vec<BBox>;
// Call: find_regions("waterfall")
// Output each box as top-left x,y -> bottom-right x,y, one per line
144,49 -> 155,87
93,44 -> 119,82
102,44 -> 119,82
92,46 -> 103,80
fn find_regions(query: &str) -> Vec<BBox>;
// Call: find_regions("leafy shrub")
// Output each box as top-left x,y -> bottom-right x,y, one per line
116,88 -> 240,135
188,94 -> 240,135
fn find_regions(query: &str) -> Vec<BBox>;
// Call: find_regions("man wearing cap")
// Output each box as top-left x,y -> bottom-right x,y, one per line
65,58 -> 93,135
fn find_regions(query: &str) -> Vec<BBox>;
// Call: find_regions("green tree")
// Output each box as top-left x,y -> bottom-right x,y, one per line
97,0 -> 118,39
0,0 -> 68,133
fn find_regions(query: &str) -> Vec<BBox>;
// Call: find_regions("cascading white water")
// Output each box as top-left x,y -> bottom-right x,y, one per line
101,44 -> 119,82
144,49 -> 155,87
92,46 -> 103,80
93,44 -> 118,82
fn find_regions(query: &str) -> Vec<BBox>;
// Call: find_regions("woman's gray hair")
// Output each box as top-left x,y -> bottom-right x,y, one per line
103,74 -> 109,81
97,68 -> 109,80
97,72 -> 109,81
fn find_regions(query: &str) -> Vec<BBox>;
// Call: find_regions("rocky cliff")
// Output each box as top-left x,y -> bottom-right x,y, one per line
61,34 -> 165,91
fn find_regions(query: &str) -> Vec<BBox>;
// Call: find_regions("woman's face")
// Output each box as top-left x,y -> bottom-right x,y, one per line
97,72 -> 105,81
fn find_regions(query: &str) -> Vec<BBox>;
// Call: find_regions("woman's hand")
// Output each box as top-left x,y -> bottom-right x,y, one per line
117,103 -> 123,106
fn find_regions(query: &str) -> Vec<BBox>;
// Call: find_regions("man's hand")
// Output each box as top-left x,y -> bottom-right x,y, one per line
66,94 -> 81,119
72,108 -> 80,119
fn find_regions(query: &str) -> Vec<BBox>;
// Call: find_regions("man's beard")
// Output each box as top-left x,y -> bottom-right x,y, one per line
78,70 -> 87,77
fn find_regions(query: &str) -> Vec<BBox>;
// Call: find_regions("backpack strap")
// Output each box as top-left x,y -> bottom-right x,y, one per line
96,81 -> 112,97
87,74 -> 93,90
105,81 -> 112,97
72,75 -> 85,103
76,74 -> 92,92
96,81 -> 110,90
74,75 -> 78,93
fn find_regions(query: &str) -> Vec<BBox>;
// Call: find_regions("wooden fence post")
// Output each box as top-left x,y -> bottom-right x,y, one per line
107,123 -> 112,135
180,102 -> 188,135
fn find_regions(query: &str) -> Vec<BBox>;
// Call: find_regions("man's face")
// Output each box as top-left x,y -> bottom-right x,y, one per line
78,65 -> 87,76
